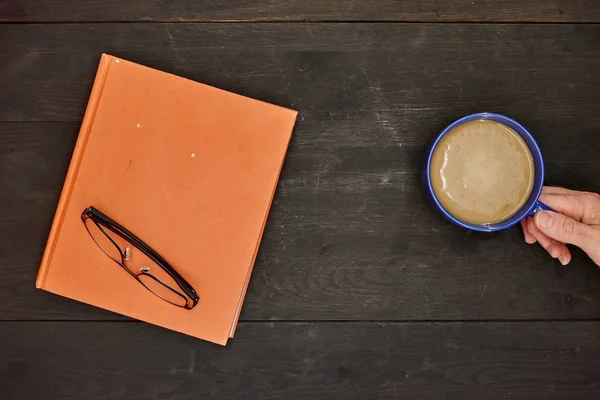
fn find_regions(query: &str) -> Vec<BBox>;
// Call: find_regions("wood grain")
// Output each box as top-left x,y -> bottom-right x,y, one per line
1,0 -> 598,22
2,23 -> 600,321
3,23 -> 600,123
2,321 -> 600,400
3,5 -> 600,400
2,125 -> 600,319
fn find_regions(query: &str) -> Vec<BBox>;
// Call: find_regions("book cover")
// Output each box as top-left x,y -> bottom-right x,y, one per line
36,54 -> 297,345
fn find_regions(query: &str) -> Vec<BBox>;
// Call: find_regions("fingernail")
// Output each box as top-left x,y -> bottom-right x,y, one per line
536,211 -> 552,229
560,258 -> 568,266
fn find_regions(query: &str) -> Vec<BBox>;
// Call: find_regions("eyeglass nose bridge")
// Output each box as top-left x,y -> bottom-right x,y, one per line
81,206 -> 199,310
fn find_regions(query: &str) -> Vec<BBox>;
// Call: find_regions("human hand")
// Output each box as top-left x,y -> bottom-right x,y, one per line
520,186 -> 600,266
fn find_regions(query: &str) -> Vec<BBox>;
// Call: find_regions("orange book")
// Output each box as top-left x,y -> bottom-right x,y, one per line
36,54 -> 297,345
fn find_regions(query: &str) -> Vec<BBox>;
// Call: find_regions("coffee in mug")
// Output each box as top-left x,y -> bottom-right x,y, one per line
429,120 -> 535,225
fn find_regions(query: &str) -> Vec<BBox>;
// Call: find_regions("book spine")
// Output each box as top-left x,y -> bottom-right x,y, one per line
36,54 -> 114,288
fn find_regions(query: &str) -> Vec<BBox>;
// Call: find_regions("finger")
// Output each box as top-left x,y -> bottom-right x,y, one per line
528,215 -> 571,265
542,186 -> 577,195
528,216 -> 551,248
535,211 -> 600,262
537,192 -> 600,224
560,246 -> 572,266
521,218 -> 536,244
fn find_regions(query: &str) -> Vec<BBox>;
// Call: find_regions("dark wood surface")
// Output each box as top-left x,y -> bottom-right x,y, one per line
2,0 -> 599,22
2,2 -> 600,399
3,321 -> 600,400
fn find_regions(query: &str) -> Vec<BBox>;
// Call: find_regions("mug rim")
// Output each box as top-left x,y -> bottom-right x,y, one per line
426,112 -> 544,232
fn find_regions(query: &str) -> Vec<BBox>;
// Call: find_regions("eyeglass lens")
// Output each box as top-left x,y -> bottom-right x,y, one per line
84,217 -> 188,307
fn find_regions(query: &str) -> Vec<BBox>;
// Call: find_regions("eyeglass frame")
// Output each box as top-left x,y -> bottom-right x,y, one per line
81,206 -> 199,310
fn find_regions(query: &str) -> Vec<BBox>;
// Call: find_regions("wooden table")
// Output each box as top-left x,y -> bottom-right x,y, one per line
2,1 -> 600,399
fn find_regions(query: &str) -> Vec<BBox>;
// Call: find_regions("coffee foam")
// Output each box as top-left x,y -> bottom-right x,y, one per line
430,120 -> 534,225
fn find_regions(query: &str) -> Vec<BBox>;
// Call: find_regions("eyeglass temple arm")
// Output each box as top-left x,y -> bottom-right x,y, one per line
83,207 -> 199,303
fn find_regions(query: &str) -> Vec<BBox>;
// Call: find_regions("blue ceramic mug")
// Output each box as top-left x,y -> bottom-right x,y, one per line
424,113 -> 551,232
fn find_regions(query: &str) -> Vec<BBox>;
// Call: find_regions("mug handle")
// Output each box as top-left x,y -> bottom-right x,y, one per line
527,201 -> 553,217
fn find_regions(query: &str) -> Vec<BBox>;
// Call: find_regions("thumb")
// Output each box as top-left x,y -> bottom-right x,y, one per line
535,211 -> 598,257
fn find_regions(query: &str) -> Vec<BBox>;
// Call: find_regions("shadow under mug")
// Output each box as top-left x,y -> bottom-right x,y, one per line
424,113 -> 551,232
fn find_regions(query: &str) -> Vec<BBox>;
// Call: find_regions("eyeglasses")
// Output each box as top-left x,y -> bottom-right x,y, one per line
81,206 -> 199,310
